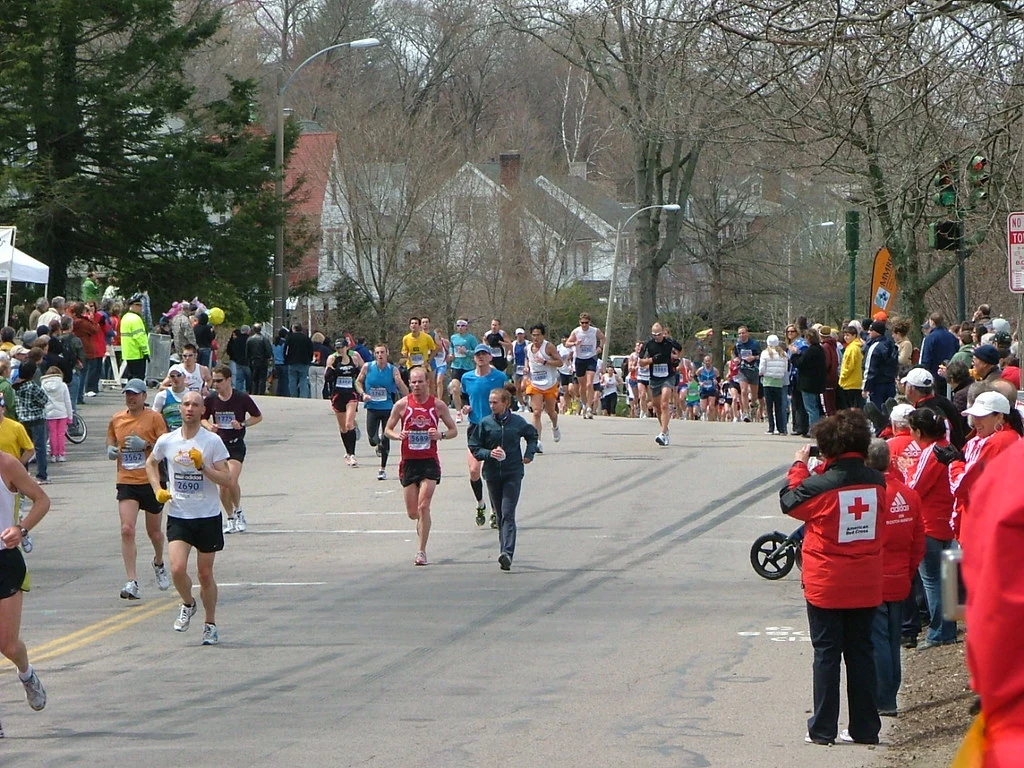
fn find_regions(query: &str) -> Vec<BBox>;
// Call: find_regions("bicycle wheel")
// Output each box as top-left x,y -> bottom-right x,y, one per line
66,412 -> 87,444
750,532 -> 796,580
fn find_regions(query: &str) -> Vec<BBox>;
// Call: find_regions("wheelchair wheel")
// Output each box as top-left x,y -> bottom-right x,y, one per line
750,532 -> 796,580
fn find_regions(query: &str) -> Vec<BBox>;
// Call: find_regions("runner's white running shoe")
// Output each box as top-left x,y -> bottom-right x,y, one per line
153,561 -> 171,591
223,516 -> 237,534
202,623 -> 219,645
22,670 -> 46,711
552,425 -> 561,442
377,469 -> 387,481
174,601 -> 197,632
234,510 -> 247,532
120,580 -> 140,600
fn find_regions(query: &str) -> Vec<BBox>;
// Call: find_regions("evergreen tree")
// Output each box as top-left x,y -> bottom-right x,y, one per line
0,1 -> 284,316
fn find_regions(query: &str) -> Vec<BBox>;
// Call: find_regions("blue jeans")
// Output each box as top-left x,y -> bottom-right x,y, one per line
764,386 -> 786,433
919,536 -> 957,644
85,357 -> 103,394
197,347 -> 212,368
802,390 -> 822,428
484,473 -> 522,560
872,600 -> 903,712
231,362 -> 251,393
71,369 -> 85,406
274,364 -> 289,396
288,364 -> 310,398
27,420 -> 47,480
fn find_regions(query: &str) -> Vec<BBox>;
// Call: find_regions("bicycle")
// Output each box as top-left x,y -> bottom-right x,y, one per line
66,411 -> 87,444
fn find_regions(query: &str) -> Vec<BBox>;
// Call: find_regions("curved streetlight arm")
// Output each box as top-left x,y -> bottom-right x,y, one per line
281,38 -> 381,95
273,36 -> 381,335
602,203 -> 681,365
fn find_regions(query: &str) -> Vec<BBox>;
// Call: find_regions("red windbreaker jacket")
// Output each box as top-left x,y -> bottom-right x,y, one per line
963,439 -> 1024,766
907,441 -> 955,540
880,470 -> 925,602
780,454 -> 886,609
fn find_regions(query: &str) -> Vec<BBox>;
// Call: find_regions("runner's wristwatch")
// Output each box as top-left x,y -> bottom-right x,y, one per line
19,526 -> 29,539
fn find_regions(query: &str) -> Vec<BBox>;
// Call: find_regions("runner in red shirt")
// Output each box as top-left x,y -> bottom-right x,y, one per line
384,366 -> 457,567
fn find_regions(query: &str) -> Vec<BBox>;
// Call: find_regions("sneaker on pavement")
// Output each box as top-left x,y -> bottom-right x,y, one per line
490,512 -> 498,529
21,670 -> 46,711
414,551 -> 428,566
552,425 -> 561,442
223,515 -> 237,534
349,455 -> 359,468
475,504 -> 486,526
56,455 -> 67,462
120,580 -> 140,600
655,433 -> 667,446
153,561 -> 171,591
377,469 -> 387,481
202,623 -> 219,645
535,441 -> 543,454
234,509 -> 247,532
498,553 -> 511,571
174,601 -> 197,632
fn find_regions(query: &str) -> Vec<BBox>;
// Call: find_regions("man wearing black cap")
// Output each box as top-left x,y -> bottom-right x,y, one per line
121,295 -> 150,380
861,320 -> 899,410
971,344 -> 1002,383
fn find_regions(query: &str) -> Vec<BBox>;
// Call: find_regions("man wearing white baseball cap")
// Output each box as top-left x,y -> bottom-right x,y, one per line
900,367 -> 966,449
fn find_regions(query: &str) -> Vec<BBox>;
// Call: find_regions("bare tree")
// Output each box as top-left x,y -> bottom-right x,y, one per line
500,0 -> 803,338
716,1 -> 1024,326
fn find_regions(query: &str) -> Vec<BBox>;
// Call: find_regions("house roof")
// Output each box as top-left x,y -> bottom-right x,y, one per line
539,175 -> 634,230
471,163 -> 603,242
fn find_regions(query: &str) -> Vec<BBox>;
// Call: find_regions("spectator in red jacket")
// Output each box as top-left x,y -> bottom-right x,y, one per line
905,407 -> 957,649
938,390 -> 1020,545
866,438 -> 925,716
819,326 -> 840,416
780,408 -> 886,746
963,437 -> 1024,767
886,403 -> 919,478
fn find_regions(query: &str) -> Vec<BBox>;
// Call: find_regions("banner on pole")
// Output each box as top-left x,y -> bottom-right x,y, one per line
869,247 -> 898,316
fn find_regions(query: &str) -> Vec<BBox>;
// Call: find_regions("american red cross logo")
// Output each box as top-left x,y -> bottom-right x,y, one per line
847,497 -> 871,521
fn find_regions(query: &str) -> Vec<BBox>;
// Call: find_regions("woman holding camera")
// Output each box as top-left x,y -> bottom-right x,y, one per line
780,409 -> 886,745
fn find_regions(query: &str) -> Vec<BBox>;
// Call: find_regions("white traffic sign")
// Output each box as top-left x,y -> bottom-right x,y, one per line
1008,212 -> 1024,293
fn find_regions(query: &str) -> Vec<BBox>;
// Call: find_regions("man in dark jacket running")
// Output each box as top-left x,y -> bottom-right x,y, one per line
468,386 -> 538,571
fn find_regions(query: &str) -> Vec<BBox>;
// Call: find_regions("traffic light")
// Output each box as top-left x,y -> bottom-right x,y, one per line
967,154 -> 990,206
929,221 -> 961,251
933,167 -> 957,208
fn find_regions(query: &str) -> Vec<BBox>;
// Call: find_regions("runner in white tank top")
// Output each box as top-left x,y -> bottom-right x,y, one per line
0,451 -> 52,722
523,324 -> 561,452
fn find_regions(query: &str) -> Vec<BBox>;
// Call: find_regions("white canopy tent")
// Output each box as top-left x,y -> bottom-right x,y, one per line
0,235 -> 50,325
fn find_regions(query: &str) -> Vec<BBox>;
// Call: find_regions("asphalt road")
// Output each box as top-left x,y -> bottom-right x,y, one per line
2,392 -> 889,767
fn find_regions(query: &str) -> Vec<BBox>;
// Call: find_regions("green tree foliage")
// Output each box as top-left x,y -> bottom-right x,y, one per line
0,2 -> 284,317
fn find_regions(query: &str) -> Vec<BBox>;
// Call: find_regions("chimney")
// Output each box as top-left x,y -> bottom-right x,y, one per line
568,161 -> 587,180
499,151 -> 521,189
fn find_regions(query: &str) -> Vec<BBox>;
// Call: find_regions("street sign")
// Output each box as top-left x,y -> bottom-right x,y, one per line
1008,212 -> 1024,293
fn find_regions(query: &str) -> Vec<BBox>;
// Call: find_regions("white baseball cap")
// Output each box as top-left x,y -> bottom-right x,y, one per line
890,403 -> 915,424
963,391 -> 1011,417
901,367 -> 934,388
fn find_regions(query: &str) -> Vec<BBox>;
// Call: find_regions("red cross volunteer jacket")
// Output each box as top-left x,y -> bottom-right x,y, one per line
780,453 -> 886,609
963,438 -> 1024,766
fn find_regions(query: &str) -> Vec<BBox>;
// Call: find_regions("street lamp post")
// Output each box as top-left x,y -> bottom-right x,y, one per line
785,220 -> 835,322
601,203 -> 680,366
273,37 -> 380,333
